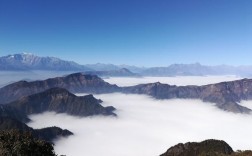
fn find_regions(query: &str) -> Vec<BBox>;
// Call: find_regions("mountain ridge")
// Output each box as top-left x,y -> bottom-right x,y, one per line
123,78 -> 252,113
1,72 -> 252,113
0,72 -> 120,103
8,87 -> 116,117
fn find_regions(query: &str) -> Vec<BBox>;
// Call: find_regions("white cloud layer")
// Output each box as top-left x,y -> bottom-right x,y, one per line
104,75 -> 242,87
28,93 -> 252,156
0,71 -> 74,87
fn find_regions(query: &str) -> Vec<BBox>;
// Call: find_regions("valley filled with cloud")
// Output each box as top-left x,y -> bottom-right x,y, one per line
27,76 -> 252,156
104,75 -> 242,86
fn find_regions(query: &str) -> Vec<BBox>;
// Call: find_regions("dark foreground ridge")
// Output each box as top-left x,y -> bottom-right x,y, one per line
161,139 -> 252,156
0,130 -> 57,156
0,117 -> 73,142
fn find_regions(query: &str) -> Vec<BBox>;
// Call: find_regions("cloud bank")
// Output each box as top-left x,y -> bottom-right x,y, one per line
104,75 -> 242,87
0,71 -> 74,87
28,93 -> 252,156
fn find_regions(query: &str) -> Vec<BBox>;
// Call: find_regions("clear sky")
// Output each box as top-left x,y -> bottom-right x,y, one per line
0,0 -> 251,66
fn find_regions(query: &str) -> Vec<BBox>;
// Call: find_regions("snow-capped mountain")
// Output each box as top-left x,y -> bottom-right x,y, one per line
0,53 -> 91,71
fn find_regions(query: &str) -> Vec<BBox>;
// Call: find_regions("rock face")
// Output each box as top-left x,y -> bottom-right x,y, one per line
0,117 -> 73,142
83,68 -> 140,77
0,73 -> 120,104
8,87 -> 116,117
0,105 -> 30,122
0,53 -> 91,71
160,139 -> 234,156
124,79 -> 252,113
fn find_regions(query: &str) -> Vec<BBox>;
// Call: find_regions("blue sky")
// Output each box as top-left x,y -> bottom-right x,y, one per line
0,0 -> 251,66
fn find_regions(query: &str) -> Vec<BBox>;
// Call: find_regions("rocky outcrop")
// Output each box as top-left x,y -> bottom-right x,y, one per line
160,139 -> 252,156
0,105 -> 30,122
8,87 -> 116,117
123,79 -> 252,113
0,73 -> 120,104
0,117 -> 73,142
160,139 -> 234,156
34,126 -> 73,142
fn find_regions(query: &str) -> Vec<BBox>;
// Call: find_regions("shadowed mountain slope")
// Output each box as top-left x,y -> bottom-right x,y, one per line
8,87 -> 116,117
0,105 -> 30,122
0,73 -> 120,104
0,117 -> 73,142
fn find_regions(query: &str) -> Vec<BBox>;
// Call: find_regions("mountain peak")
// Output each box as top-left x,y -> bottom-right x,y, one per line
0,53 -> 91,71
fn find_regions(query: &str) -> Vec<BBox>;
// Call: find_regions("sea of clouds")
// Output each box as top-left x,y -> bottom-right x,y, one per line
104,75 -> 242,86
0,71 -> 74,87
27,76 -> 252,156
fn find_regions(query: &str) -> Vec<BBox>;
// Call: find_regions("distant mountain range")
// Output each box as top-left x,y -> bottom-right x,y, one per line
2,53 -> 252,77
85,63 -> 146,73
0,53 -> 91,71
141,63 -> 252,77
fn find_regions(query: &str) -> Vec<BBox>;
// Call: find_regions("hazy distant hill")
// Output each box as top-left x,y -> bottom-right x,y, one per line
0,53 -> 91,71
84,62 -> 252,77
83,68 -> 140,77
141,63 -> 242,76
85,63 -> 146,73
85,63 -> 120,71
